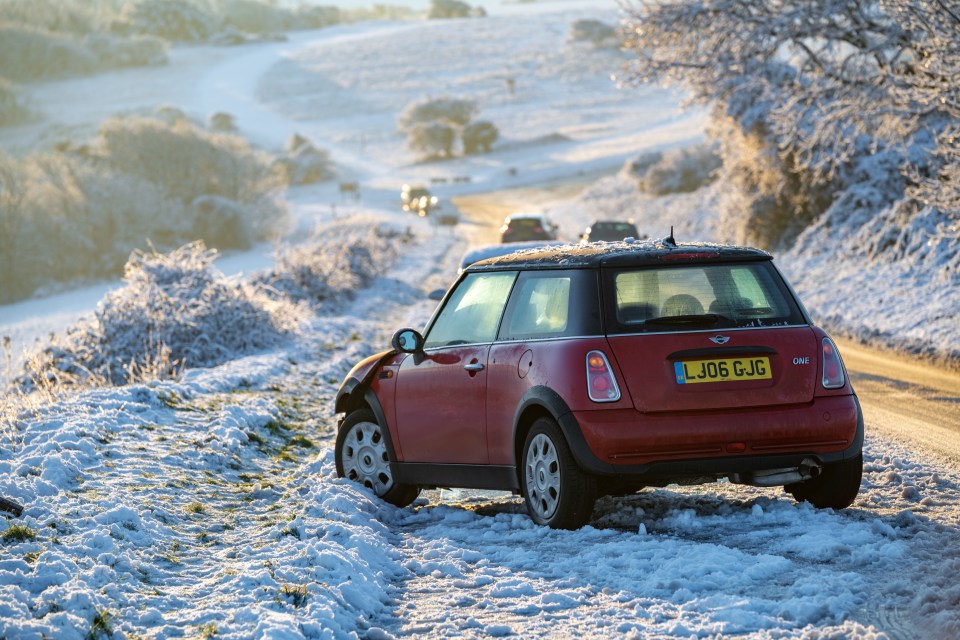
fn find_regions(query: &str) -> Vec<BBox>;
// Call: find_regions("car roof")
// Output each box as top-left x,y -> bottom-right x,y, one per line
505,212 -> 547,221
459,241 -> 564,272
466,238 -> 772,271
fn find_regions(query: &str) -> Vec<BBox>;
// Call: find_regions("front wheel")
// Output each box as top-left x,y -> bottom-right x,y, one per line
786,453 -> 862,509
521,417 -> 596,529
335,409 -> 419,507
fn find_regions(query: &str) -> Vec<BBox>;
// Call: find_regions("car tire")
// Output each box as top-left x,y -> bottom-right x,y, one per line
521,417 -> 596,529
335,409 -> 420,507
786,453 -> 862,509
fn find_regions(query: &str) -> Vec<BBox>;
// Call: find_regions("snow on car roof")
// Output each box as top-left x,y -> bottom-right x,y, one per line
459,241 -> 565,272
468,239 -> 772,270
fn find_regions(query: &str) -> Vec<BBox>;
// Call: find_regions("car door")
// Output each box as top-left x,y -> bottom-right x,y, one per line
394,271 -> 518,464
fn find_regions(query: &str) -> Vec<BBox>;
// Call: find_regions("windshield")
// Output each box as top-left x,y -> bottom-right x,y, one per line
604,261 -> 806,333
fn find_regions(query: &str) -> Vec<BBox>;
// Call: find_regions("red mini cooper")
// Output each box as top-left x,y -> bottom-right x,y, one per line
335,238 -> 863,529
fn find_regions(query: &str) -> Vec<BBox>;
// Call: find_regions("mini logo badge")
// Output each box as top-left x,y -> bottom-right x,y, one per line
709,335 -> 730,345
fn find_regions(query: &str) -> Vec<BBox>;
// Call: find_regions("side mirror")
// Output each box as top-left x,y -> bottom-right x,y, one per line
391,328 -> 424,353
427,288 -> 446,301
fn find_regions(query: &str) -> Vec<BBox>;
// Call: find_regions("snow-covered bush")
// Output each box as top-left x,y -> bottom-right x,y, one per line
428,0 -> 484,19
0,117 -> 288,305
16,242 -> 306,389
293,4 -> 341,28
623,142 -> 721,197
218,0 -> 295,34
0,0 -> 102,37
253,218 -> 413,307
111,0 -> 217,43
83,32 -> 167,68
209,111 -> 237,132
273,134 -> 335,185
93,115 -> 287,242
570,19 -> 619,48
407,122 -> 456,158
462,120 -> 498,154
0,23 -> 97,81
398,97 -> 477,132
0,78 -> 27,126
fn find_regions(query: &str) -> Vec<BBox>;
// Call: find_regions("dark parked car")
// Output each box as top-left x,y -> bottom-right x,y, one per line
581,220 -> 642,243
499,212 -> 558,242
335,237 -> 863,529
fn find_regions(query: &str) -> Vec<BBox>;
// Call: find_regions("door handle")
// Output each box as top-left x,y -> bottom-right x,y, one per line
463,362 -> 485,372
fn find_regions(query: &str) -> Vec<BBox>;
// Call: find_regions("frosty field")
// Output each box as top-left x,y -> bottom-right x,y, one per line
2,2 -> 959,638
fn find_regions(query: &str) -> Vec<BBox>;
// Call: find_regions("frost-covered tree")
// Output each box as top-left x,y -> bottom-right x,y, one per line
620,0 -> 960,244
407,122 -> 456,158
397,96 -> 477,132
462,120 -> 498,154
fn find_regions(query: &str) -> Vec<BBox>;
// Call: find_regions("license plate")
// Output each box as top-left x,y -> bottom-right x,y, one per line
674,357 -> 772,384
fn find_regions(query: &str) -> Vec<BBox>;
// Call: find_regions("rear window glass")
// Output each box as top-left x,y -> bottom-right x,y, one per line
510,219 -> 543,229
604,262 -> 805,333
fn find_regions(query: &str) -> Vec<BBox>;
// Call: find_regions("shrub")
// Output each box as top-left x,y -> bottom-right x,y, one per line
570,19 -> 619,48
407,122 -> 456,158
462,120 -> 498,155
0,23 -> 97,81
17,242 -> 306,389
110,0 -> 217,43
218,0 -> 295,34
398,96 -> 477,132
93,115 -> 287,241
0,0 -> 104,37
428,0 -> 473,19
0,116 -> 288,305
624,142 -> 722,196
253,218 -> 412,307
0,77 -> 27,126
273,135 -> 334,185
84,32 -> 167,68
293,5 -> 341,28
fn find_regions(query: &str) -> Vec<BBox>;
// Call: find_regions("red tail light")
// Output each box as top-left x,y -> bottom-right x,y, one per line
821,337 -> 846,389
586,350 -> 621,402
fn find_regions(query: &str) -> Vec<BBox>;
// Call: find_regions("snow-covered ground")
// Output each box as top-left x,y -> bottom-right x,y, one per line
2,2 -> 960,639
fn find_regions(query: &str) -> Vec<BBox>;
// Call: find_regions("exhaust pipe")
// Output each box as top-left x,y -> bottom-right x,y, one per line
732,458 -> 822,487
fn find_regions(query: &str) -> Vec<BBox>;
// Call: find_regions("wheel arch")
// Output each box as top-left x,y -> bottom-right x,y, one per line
512,386 -> 615,488
336,378 -> 401,465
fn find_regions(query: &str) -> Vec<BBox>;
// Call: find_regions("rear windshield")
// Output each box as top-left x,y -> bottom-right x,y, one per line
603,261 -> 806,333
590,223 -> 638,240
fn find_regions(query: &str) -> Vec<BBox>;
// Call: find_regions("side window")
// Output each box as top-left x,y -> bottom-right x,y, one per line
502,276 -> 571,338
499,269 -> 600,340
424,271 -> 517,348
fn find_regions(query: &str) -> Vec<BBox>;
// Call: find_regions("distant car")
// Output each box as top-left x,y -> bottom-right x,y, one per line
401,184 -> 437,216
458,241 -> 564,273
581,220 -> 642,243
335,237 -> 863,529
499,212 -> 558,243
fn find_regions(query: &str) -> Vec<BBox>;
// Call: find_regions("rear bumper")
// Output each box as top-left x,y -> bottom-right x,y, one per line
562,395 -> 863,480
